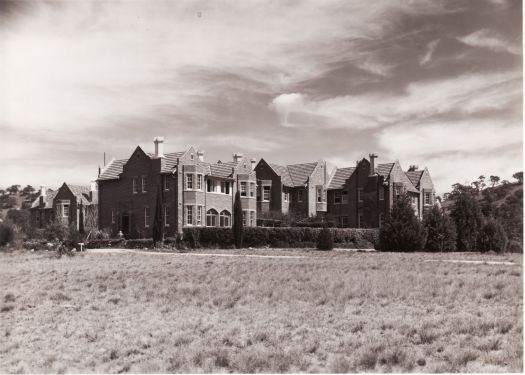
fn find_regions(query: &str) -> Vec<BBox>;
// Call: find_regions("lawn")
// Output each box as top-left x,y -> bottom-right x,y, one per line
0,249 -> 522,373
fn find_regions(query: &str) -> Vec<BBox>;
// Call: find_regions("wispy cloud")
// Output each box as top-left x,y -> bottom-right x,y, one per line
458,29 -> 522,55
420,39 -> 440,65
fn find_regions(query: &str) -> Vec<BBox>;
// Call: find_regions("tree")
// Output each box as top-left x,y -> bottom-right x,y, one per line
489,175 -> 500,188
233,191 -> 244,248
6,185 -> 20,195
20,185 -> 35,197
512,171 -> 523,184
423,205 -> 457,252
477,218 -> 507,253
152,185 -> 164,246
471,175 -> 486,192
450,191 -> 484,251
379,193 -> 427,252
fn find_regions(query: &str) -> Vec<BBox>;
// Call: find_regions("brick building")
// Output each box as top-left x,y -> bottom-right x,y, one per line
97,137 -> 256,238
326,155 -> 435,228
30,182 -> 98,231
254,159 -> 335,219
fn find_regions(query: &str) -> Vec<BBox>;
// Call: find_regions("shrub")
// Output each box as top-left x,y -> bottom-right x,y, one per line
44,221 -> 69,242
477,218 -> 508,253
317,226 -> 334,250
379,193 -> 427,252
507,240 -> 523,253
0,222 -> 15,247
423,205 -> 457,252
451,192 -> 484,251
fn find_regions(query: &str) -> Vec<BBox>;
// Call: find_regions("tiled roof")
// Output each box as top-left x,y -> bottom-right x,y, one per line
268,163 -> 293,186
328,167 -> 355,190
66,184 -> 97,205
377,163 -> 395,177
405,170 -> 424,188
287,162 -> 318,187
209,162 -> 236,179
98,159 -> 127,180
98,151 -> 187,180
30,189 -> 57,209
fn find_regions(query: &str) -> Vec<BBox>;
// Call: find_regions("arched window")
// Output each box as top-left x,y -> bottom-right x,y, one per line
206,209 -> 218,227
219,210 -> 231,227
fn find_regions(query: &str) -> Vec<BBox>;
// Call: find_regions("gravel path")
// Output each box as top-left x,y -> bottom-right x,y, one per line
87,248 -> 307,259
423,259 -> 520,266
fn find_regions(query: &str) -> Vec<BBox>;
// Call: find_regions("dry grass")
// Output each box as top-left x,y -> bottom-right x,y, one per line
0,249 -> 522,373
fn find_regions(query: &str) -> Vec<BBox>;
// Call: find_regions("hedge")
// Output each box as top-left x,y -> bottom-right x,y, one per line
83,227 -> 379,250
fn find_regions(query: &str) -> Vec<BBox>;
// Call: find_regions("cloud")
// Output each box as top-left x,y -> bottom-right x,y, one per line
458,29 -> 522,55
419,39 -> 440,65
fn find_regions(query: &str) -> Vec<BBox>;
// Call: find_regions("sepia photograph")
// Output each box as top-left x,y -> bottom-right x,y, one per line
0,0 -> 523,373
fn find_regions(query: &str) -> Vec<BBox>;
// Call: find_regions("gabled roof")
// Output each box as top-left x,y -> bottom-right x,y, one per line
209,162 -> 236,179
161,151 -> 187,173
268,163 -> 293,186
30,189 -> 57,209
405,170 -> 425,189
65,184 -> 97,205
98,158 -> 127,180
377,163 -> 395,177
287,162 -> 318,186
328,167 -> 356,190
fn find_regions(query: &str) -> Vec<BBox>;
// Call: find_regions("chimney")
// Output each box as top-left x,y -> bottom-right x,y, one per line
39,186 -> 46,207
197,150 -> 205,162
89,181 -> 97,201
369,153 -> 378,176
154,136 -> 164,158
408,165 -> 418,172
250,158 -> 257,170
233,152 -> 243,163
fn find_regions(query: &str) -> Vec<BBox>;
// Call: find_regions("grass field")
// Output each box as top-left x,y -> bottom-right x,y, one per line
0,249 -> 522,373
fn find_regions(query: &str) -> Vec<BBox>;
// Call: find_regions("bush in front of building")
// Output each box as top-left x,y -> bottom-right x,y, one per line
379,193 -> 427,252
0,221 -> 15,247
317,226 -> 334,250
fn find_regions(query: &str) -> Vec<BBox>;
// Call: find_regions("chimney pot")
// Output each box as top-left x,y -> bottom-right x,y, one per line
250,158 -> 257,170
369,153 -> 378,176
233,153 -> 243,163
154,136 -> 165,158
197,150 -> 205,162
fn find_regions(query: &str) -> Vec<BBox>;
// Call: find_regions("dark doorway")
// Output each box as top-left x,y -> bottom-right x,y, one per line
121,213 -> 130,237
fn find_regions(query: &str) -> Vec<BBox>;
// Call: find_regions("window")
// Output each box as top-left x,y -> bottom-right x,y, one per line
263,186 -> 270,201
358,188 -> 363,202
341,216 -> 349,228
142,176 -> 148,193
250,211 -> 255,226
197,206 -> 203,225
63,203 -> 70,218
379,188 -> 384,200
206,209 -> 218,227
358,214 -> 364,228
240,182 -> 247,196
219,210 -> 231,227
186,205 -> 193,225
163,175 -> 170,191
250,183 -> 255,197
334,191 -> 342,204
164,206 -> 170,227
379,213 -> 384,228
220,181 -> 230,194
284,191 -> 290,202
186,174 -> 193,190
342,190 -> 348,204
132,177 -> 138,194
144,207 -> 150,227
424,192 -> 431,205
298,190 -> 303,202
197,174 -> 203,190
317,187 -> 322,203
242,210 -> 247,226
207,179 -> 214,192
111,209 -> 115,224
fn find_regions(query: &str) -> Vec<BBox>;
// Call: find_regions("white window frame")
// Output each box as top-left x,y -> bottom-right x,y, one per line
358,214 -> 363,228
164,206 -> 170,227
250,182 -> 255,197
240,182 -> 247,197
163,175 -> 170,191
219,210 -> 231,227
186,174 -> 193,190
297,190 -> 303,202
250,211 -> 255,226
341,216 -> 349,228
206,209 -> 218,227
196,205 -> 203,226
197,174 -> 203,190
141,176 -> 148,193
358,188 -> 364,202
242,210 -> 247,226
284,191 -> 289,202
263,186 -> 270,201
132,176 -> 138,194
424,192 -> 431,205
334,191 -> 342,204
111,209 -> 115,224
185,205 -> 193,225
62,203 -> 70,218
144,206 -> 150,228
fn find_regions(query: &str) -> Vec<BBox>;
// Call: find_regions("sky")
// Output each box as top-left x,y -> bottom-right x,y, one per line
0,0 -> 522,195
